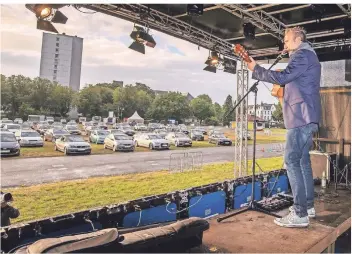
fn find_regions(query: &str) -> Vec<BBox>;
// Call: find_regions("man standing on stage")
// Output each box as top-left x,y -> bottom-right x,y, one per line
245,27 -> 321,228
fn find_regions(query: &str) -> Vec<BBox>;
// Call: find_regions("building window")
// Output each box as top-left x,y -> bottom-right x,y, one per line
56,43 -> 59,47
56,37 -> 60,41
53,70 -> 57,74
55,54 -> 59,58
54,65 -> 57,69
55,48 -> 59,52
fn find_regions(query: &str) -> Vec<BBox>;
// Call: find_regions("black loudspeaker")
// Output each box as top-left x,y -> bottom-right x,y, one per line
187,4 -> 204,16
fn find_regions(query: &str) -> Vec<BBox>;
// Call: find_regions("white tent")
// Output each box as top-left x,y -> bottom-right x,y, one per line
127,111 -> 144,123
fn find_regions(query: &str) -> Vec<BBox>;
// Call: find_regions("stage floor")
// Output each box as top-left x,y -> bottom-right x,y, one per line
191,187 -> 351,253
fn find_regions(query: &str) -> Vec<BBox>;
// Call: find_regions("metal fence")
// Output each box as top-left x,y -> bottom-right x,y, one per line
169,151 -> 203,173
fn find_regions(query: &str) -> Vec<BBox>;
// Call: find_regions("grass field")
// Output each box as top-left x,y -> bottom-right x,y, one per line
4,156 -> 284,223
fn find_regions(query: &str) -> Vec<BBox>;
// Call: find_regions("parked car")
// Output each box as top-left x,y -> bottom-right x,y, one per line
104,133 -> 134,152
36,124 -> 51,135
60,119 -> 67,125
21,122 -> 32,130
178,126 -> 189,135
194,127 -> 207,135
208,129 -> 224,136
89,130 -> 110,144
118,126 -> 135,136
55,135 -> 91,155
190,130 -> 204,141
17,130 -> 44,147
209,134 -> 232,146
52,122 -> 63,129
44,128 -> 70,142
0,131 -> 20,156
134,123 -> 147,131
66,120 -> 77,126
0,120 -> 13,128
3,124 -> 21,134
64,125 -> 81,135
97,122 -> 108,130
134,133 -> 170,150
109,129 -> 126,135
14,118 -> 23,124
46,116 -> 54,125
85,125 -> 98,136
237,131 -> 251,140
165,132 -> 192,147
153,129 -> 168,139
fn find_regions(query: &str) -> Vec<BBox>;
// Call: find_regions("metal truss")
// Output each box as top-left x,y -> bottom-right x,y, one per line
83,4 -> 238,59
337,4 -> 351,18
222,4 -> 286,40
234,60 -> 249,179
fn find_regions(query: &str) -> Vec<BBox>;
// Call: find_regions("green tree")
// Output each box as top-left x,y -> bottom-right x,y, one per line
190,96 -> 214,124
50,85 -> 74,116
213,102 -> 223,122
197,94 -> 212,104
272,103 -> 283,122
75,86 -> 102,117
222,95 -> 235,126
146,92 -> 191,122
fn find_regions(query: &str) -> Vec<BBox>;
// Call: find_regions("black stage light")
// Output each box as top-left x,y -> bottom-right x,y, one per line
210,51 -> 219,65
26,4 -> 68,33
129,25 -> 156,54
243,23 -> 256,40
223,57 -> 237,74
203,65 -> 217,73
187,4 -> 204,16
129,41 -> 145,54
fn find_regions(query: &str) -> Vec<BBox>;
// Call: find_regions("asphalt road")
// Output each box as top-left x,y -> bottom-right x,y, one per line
1,143 -> 284,188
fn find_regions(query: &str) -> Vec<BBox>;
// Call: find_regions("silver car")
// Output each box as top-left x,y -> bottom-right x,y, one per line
3,124 -> 21,134
104,134 -> 134,152
55,135 -> 91,155
165,132 -> 192,147
134,133 -> 170,150
17,130 -> 44,147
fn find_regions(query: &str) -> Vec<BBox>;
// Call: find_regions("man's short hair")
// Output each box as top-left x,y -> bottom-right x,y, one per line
285,26 -> 307,42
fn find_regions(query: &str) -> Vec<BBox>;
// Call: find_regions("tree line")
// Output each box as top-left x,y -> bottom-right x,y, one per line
1,74 -> 283,124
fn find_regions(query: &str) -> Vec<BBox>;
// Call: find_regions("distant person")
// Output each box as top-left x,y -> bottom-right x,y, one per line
1,192 -> 20,227
244,27 -> 321,228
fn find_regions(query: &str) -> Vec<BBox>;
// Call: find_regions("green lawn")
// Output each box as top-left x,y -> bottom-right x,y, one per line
5,156 -> 284,223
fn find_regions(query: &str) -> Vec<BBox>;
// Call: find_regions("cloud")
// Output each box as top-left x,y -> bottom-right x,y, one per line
0,4 -> 281,105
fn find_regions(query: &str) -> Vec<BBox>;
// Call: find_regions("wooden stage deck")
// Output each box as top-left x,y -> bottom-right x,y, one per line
192,187 -> 351,253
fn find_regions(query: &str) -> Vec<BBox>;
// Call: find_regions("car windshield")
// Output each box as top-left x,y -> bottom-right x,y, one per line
66,126 -> 78,130
110,130 -> 123,134
175,133 -> 187,138
1,134 -> 16,142
54,130 -> 68,135
218,134 -> 226,138
6,125 -> 20,129
115,135 -> 132,140
21,132 -> 40,137
66,136 -> 85,142
97,131 -> 109,135
148,135 -> 161,140
53,123 -> 62,126
40,125 -> 50,129
193,131 -> 202,135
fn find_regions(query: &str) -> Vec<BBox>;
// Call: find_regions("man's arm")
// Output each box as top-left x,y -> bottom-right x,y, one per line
252,50 -> 309,85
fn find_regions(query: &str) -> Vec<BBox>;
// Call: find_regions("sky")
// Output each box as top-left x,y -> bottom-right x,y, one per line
0,4 -> 287,105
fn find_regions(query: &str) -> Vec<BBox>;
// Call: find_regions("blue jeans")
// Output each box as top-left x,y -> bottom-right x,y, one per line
285,123 -> 318,217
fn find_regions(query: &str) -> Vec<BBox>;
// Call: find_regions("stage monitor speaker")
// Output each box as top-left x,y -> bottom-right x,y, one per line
310,150 -> 337,183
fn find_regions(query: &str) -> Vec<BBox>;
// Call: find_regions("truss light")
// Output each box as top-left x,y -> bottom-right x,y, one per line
203,65 -> 217,73
243,23 -> 256,40
187,4 -> 204,16
129,25 -> 156,54
26,4 -> 68,33
223,57 -> 237,74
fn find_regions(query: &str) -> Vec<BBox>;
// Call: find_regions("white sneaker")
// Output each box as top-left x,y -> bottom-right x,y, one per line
289,206 -> 316,218
274,210 -> 309,228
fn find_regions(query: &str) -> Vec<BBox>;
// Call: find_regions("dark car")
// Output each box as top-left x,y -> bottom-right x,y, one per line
64,125 -> 81,135
118,126 -> 135,136
194,127 -> 207,135
209,134 -> 232,146
190,130 -> 204,141
0,131 -> 20,156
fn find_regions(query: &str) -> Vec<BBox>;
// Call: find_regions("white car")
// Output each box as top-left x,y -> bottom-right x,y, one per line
3,124 -> 21,134
17,130 -> 44,147
104,133 -> 134,152
165,132 -> 192,147
134,133 -> 170,150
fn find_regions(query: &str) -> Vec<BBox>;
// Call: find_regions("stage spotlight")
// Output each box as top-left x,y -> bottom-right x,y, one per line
187,4 -> 204,16
210,51 -> 219,65
243,23 -> 256,40
223,57 -> 237,74
129,25 -> 156,54
203,65 -> 217,73
26,4 -> 68,33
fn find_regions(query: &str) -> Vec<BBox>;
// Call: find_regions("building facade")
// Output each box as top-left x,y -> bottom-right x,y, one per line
248,102 -> 276,121
39,32 -> 83,92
